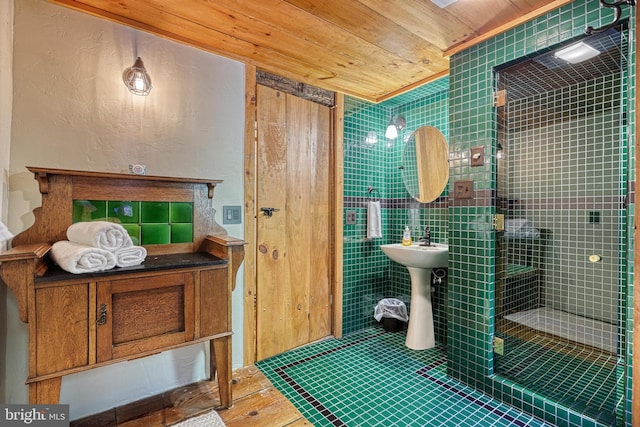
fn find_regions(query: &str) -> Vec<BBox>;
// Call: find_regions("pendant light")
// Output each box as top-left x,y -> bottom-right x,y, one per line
122,57 -> 152,96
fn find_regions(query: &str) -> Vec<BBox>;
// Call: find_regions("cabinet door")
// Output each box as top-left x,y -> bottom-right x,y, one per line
35,284 -> 90,376
199,268 -> 229,337
97,272 -> 195,362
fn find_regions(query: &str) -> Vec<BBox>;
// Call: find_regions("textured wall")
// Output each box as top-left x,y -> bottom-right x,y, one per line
6,0 -> 245,420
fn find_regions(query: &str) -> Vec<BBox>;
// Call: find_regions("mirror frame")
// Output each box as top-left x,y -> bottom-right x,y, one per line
402,126 -> 449,203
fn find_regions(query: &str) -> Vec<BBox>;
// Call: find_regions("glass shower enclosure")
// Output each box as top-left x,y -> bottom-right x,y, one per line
493,27 -> 628,425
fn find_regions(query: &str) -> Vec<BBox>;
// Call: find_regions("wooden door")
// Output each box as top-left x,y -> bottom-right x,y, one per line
255,85 -> 332,360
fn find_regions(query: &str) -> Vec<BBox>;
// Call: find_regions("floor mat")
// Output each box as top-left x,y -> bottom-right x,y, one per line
257,328 -> 550,427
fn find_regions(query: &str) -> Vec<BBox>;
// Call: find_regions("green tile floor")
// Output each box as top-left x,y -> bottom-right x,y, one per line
257,328 -> 551,426
494,334 -> 621,425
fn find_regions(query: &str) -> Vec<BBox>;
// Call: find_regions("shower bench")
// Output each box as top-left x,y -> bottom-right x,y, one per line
499,234 -> 546,315
0,166 -> 244,408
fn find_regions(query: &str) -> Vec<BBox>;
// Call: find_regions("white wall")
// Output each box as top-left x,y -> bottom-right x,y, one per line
0,0 -> 12,224
6,0 -> 245,419
0,0 -> 15,406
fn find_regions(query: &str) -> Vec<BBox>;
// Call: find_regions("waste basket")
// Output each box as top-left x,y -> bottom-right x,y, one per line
374,298 -> 408,332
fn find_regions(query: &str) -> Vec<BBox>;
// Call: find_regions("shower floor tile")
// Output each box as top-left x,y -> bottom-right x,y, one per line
495,334 -> 621,426
257,328 -> 551,427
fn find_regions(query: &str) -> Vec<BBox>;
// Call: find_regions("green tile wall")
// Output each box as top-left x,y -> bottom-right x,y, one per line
72,200 -> 194,245
446,0 -> 635,425
341,2 -> 635,424
342,78 -> 450,336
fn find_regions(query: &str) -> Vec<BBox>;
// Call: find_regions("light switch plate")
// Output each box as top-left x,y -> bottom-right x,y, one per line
222,205 -> 242,224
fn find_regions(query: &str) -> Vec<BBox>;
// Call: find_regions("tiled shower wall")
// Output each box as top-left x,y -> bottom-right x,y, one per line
506,84 -> 623,325
342,79 -> 449,336
447,0 -> 635,425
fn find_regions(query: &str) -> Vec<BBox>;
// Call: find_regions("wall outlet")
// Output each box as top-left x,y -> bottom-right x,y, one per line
493,337 -> 504,355
346,210 -> 356,225
454,180 -> 473,199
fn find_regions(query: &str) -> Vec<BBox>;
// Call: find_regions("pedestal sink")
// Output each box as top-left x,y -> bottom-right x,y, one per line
380,243 -> 448,350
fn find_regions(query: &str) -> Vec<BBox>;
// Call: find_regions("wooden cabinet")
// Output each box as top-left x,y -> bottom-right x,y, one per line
0,167 -> 244,409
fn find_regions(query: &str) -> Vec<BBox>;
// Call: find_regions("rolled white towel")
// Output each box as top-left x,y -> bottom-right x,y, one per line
67,221 -> 133,251
0,221 -> 13,243
114,245 -> 147,268
51,240 -> 116,274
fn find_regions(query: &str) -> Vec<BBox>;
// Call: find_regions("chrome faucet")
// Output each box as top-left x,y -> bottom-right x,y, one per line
419,226 -> 431,246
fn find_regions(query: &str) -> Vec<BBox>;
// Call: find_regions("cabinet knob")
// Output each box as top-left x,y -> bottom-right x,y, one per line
97,303 -> 107,325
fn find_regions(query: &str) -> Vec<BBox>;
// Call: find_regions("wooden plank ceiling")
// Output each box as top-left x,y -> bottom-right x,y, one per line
49,0 -> 575,102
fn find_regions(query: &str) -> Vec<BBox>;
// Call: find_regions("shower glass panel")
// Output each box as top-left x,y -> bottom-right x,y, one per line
494,27 -> 627,425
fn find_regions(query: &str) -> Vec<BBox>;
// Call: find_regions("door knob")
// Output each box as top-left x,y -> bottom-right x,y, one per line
260,207 -> 280,217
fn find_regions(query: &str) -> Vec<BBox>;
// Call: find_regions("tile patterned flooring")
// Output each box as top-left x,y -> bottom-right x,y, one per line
495,334 -> 620,425
257,328 -> 552,427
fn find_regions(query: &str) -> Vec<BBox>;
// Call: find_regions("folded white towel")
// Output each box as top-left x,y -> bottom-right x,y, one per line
67,221 -> 133,251
51,240 -> 116,274
114,245 -> 147,268
367,200 -> 382,239
0,221 -> 13,243
505,219 -> 540,238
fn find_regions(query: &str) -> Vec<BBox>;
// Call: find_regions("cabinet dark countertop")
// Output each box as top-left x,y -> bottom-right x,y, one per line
36,252 -> 227,283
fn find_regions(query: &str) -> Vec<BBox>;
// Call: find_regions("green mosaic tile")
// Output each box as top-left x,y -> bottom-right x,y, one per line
121,224 -> 141,245
170,202 -> 193,223
72,200 -> 107,222
141,224 -> 171,245
341,3 -> 635,425
171,223 -> 193,243
257,329 -> 550,427
107,201 -> 140,224
140,201 -> 169,223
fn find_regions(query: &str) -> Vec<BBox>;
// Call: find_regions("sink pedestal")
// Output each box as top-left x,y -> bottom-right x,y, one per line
405,266 -> 435,350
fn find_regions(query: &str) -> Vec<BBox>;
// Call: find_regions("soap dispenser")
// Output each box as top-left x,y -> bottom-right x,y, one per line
402,226 -> 412,246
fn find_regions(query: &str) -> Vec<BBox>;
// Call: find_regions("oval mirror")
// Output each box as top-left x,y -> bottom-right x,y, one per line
402,126 -> 449,203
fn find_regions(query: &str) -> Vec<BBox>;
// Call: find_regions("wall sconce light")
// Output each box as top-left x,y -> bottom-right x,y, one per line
385,115 -> 406,139
122,57 -> 152,96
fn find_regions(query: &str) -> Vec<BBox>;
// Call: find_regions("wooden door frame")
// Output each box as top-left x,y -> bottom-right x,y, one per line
242,66 -> 343,366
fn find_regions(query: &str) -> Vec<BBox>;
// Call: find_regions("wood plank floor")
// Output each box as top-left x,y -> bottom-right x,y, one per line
71,366 -> 311,427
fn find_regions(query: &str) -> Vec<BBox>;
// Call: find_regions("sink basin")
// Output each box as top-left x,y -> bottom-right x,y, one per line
380,242 -> 448,350
380,243 -> 448,269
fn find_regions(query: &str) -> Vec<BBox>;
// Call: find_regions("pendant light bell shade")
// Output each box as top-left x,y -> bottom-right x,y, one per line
122,57 -> 152,96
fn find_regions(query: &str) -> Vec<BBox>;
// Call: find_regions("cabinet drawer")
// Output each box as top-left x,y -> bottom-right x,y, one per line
97,272 -> 195,362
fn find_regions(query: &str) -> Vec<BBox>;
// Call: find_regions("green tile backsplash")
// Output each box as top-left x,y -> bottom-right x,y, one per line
72,200 -> 194,245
